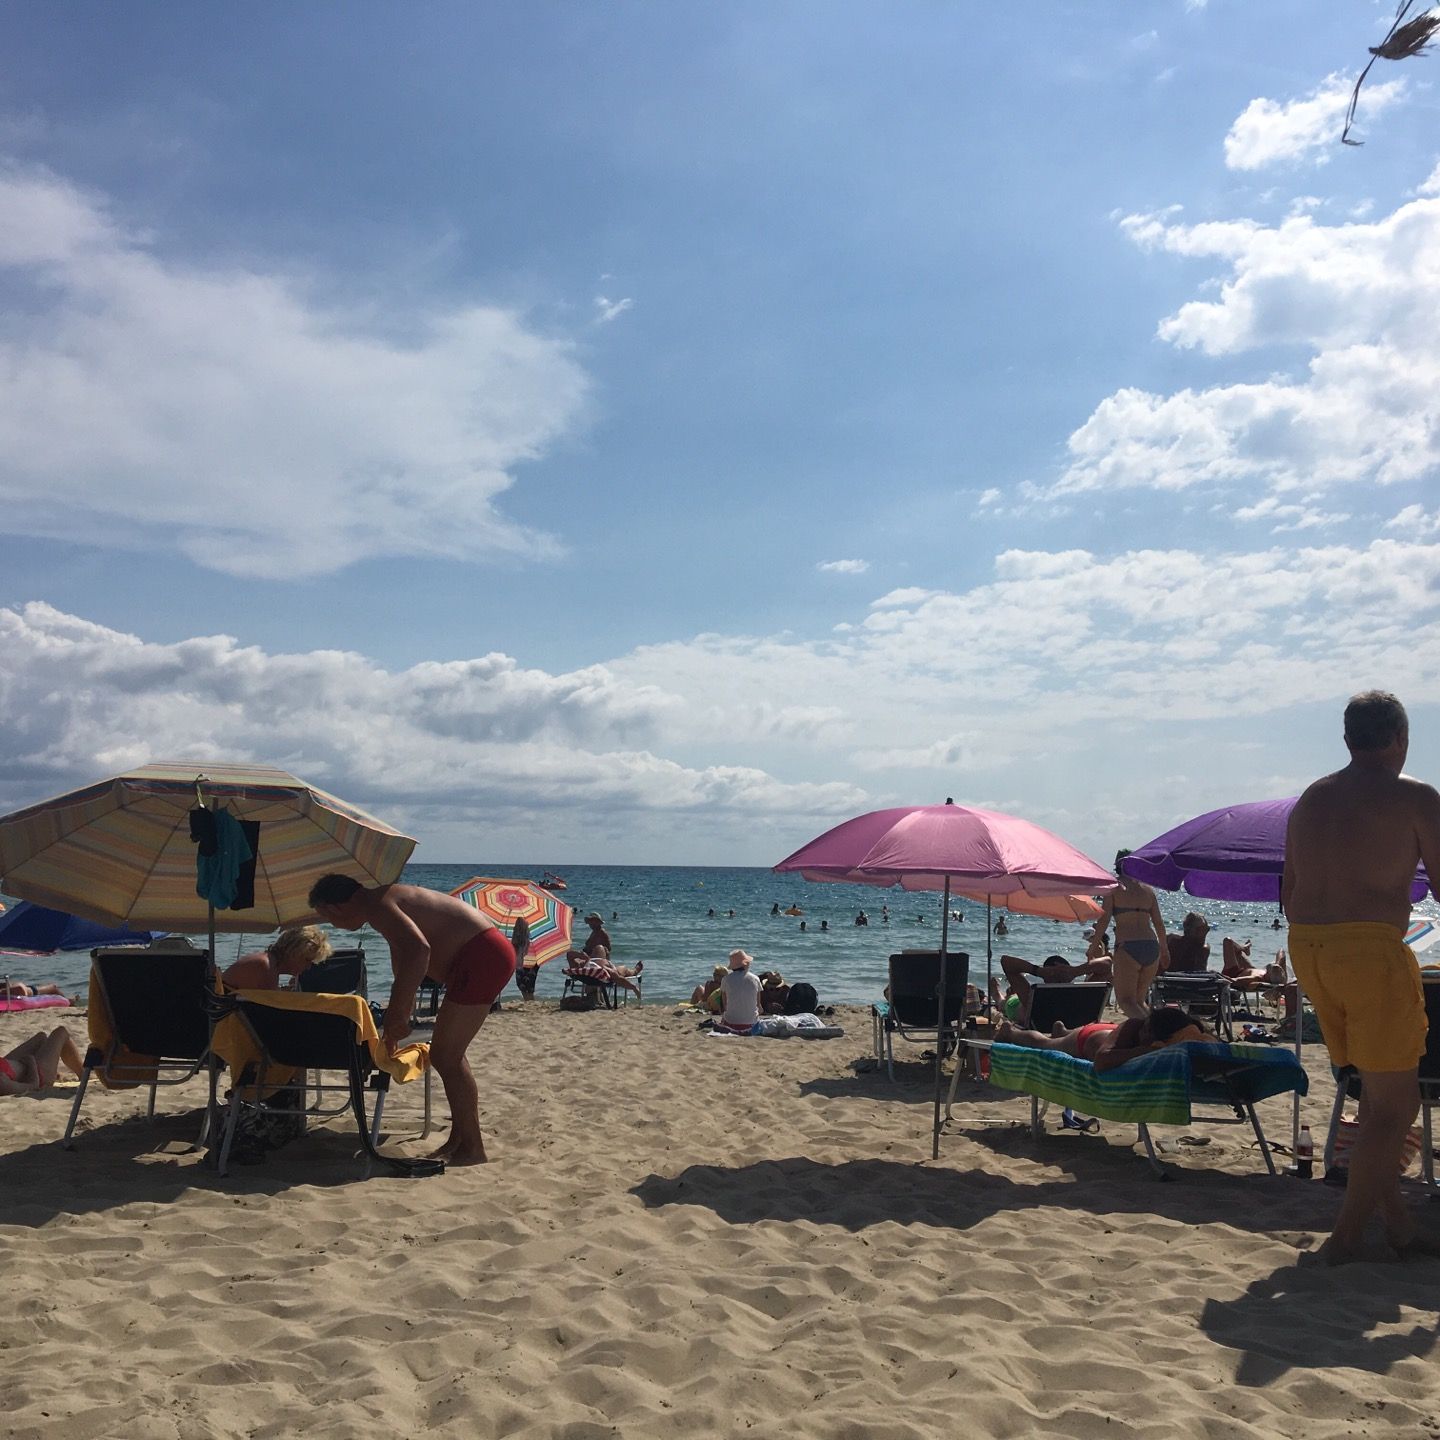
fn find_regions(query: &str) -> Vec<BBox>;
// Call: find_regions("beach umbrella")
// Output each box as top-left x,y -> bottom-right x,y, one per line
450,876 -> 573,965
775,800 -> 1115,1158
0,900 -> 161,955
1124,796 -> 1430,904
0,762 -> 416,935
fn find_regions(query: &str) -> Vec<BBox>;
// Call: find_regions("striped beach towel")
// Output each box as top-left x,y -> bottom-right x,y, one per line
988,1041 -> 1306,1127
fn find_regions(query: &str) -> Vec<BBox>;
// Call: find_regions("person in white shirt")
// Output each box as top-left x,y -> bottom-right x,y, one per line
719,949 -> 763,1031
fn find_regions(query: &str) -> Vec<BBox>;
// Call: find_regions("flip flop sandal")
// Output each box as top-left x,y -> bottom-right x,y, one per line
1060,1110 -> 1100,1133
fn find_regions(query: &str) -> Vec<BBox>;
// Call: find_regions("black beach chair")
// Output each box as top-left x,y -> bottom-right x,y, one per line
64,941 -> 220,1150
1151,971 -> 1234,1041
214,995 -> 439,1179
871,951 -> 971,1080
1027,979 -> 1111,1033
296,947 -> 368,999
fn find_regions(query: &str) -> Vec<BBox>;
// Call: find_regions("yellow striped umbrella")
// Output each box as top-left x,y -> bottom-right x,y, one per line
0,762 -> 416,933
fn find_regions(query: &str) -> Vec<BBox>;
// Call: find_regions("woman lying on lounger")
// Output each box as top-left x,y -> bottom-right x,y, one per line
995,1005 -> 1212,1073
0,1025 -> 83,1095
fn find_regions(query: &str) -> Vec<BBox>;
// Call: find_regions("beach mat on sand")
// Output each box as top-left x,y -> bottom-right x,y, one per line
708,1014 -> 845,1040
988,1041 -> 1306,1126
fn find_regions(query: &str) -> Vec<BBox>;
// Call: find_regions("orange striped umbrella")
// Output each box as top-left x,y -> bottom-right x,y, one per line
450,876 -> 573,964
0,762 -> 415,933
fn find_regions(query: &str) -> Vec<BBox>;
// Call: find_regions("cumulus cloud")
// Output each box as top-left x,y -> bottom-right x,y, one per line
1223,73 -> 1406,170
0,603 -> 865,857
817,558 -> 869,575
1047,187 -> 1440,507
0,162 -> 590,578
5,524 -> 1439,860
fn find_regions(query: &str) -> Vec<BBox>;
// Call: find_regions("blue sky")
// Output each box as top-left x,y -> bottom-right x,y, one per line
0,1 -> 1437,865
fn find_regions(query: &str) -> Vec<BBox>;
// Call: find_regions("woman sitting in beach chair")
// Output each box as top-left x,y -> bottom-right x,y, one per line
1220,940 -> 1288,991
222,926 -> 332,991
996,1005 -> 1212,1073
0,1026 -> 83,1095
567,946 -> 644,997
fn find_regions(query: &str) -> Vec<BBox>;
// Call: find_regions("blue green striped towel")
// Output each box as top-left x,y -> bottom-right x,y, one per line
987,1042 -> 1307,1126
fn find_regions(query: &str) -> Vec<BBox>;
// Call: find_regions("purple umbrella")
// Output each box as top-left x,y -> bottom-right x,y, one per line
1125,797 -> 1430,903
776,801 -> 1115,1157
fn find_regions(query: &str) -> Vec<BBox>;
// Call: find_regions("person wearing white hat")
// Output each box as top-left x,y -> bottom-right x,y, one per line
718,949 -> 763,1033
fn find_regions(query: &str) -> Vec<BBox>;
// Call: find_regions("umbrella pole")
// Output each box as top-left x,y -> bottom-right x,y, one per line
986,897 -> 994,1012
931,876 -> 952,1160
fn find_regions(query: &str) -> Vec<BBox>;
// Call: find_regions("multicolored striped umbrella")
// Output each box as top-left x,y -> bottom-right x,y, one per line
450,876 -> 573,964
0,762 -> 416,933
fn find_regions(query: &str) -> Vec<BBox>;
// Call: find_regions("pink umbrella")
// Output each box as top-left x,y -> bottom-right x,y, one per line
776,800 -> 1115,1157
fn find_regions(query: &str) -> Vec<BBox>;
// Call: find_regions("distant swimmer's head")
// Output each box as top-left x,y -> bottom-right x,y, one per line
1344,690 -> 1408,756
728,949 -> 754,970
1114,849 -> 1132,879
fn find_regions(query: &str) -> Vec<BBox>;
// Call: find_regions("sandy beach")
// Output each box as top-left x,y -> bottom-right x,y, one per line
4,1001 -> 1439,1440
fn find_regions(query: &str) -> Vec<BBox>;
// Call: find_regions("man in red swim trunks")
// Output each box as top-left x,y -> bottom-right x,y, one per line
309,874 -> 515,1166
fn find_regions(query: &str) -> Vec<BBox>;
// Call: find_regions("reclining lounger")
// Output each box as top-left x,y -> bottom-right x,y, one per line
980,1040 -> 1308,1177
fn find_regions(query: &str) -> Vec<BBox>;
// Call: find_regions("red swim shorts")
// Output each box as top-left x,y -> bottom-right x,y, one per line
443,928 -> 516,1007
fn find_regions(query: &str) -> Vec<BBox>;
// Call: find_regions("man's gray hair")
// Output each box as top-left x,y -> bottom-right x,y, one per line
1344,690 -> 1408,752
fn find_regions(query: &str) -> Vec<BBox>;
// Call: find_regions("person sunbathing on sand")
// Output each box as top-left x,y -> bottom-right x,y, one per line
0,1026 -> 83,1095
996,1005 -> 1212,1073
0,980 -> 70,1001
691,965 -> 728,1009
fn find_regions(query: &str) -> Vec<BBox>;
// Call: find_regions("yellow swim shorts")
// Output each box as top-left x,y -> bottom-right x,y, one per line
1288,922 -> 1427,1072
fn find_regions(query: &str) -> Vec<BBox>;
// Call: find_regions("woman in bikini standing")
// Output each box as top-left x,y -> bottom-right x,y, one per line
1095,849 -> 1169,1019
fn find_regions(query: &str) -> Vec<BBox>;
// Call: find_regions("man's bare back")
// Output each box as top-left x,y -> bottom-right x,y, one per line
373,883 -> 495,983
1285,768 -> 1440,929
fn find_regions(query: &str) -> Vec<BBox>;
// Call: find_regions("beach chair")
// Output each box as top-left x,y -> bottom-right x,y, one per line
412,977 -> 444,1022
562,957 -> 642,1011
1026,979 -> 1111,1033
1150,971 -> 1234,1041
953,1038 -> 1307,1177
63,939 -> 220,1150
1322,976 -> 1440,1189
297,947 -> 368,999
871,951 -> 971,1080
212,993 -> 438,1179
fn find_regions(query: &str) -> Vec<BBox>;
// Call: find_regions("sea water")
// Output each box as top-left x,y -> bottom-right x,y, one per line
0,863 -> 1335,1007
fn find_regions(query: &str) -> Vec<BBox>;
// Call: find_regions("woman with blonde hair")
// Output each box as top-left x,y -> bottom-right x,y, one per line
222,926 -> 332,990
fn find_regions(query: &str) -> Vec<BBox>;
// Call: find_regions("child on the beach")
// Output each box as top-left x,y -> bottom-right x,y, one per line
996,1005 -> 1212,1073
0,1026 -> 83,1095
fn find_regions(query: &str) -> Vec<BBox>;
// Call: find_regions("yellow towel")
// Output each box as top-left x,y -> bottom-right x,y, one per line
211,989 -> 430,1085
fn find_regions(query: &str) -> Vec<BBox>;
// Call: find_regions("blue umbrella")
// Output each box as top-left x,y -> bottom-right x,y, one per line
0,900 -> 161,954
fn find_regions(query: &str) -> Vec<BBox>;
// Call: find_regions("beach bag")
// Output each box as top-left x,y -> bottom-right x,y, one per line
784,983 -> 818,1016
1330,1117 -> 1423,1176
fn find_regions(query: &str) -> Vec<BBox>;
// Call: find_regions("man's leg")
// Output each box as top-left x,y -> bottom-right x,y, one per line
1326,1068 -> 1422,1262
428,999 -> 491,1165
995,1020 -> 1078,1052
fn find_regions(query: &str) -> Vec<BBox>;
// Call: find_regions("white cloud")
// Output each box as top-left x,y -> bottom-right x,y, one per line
0,603 -> 865,857
0,162 -> 591,579
817,558 -> 869,575
1049,188 -> 1440,505
1418,160 -> 1440,197
1385,503 -> 1440,539
1223,73 -> 1406,171
5,525 -> 1440,860
593,295 -> 633,324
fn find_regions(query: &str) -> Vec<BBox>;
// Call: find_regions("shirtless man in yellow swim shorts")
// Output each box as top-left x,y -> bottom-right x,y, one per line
1284,690 -> 1440,1264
